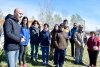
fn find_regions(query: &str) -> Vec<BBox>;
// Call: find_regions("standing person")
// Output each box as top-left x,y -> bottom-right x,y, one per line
87,31 -> 100,67
70,23 -> 78,57
54,24 -> 68,67
62,19 -> 70,55
50,24 -> 59,57
39,23 -> 51,65
63,19 -> 70,33
74,25 -> 87,64
3,8 -> 25,67
30,20 -> 40,61
19,16 -> 30,67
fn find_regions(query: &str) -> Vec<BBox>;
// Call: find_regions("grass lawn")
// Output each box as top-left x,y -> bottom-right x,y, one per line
0,42 -> 100,67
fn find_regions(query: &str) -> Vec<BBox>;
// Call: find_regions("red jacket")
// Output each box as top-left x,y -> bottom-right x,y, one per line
87,36 -> 100,51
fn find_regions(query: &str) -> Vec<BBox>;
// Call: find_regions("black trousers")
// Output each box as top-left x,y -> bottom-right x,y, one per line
88,49 -> 99,66
70,39 -> 75,57
54,49 -> 66,67
19,45 -> 27,65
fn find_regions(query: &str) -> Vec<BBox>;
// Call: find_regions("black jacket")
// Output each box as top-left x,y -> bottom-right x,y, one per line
3,14 -> 21,51
30,26 -> 40,44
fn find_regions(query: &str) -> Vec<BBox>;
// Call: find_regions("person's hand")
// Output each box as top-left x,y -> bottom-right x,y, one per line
82,43 -> 85,48
93,46 -> 98,50
21,37 -> 25,42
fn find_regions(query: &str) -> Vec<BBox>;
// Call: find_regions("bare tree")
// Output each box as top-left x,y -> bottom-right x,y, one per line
38,0 -> 54,29
70,14 -> 85,30
53,14 -> 62,24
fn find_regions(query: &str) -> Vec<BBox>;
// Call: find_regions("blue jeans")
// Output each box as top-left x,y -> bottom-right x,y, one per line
31,44 -> 39,59
5,50 -> 19,67
54,49 -> 66,67
41,46 -> 49,64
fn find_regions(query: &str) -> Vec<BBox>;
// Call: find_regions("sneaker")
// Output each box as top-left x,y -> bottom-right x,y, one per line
42,62 -> 45,65
35,58 -> 38,62
46,63 -> 48,66
88,64 -> 92,67
94,65 -> 96,67
79,62 -> 84,65
31,57 -> 33,61
23,64 -> 27,67
75,61 -> 79,65
88,65 -> 92,67
19,65 -> 23,67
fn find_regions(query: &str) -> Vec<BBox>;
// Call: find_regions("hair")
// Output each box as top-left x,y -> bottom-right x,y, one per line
73,22 -> 77,25
63,19 -> 68,23
44,23 -> 49,28
90,31 -> 96,35
59,23 -> 64,29
52,24 -> 59,32
21,16 -> 28,28
31,20 -> 40,28
78,25 -> 83,28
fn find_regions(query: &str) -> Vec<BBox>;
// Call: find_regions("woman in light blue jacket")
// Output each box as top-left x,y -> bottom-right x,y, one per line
19,16 -> 30,67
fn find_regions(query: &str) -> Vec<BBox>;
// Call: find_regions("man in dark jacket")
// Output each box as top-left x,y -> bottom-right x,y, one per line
3,8 -> 25,67
69,23 -> 78,57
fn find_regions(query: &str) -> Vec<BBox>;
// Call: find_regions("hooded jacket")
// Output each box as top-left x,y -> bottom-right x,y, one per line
3,14 -> 21,51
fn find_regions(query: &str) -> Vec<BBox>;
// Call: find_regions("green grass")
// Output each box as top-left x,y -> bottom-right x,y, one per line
0,42 -> 100,67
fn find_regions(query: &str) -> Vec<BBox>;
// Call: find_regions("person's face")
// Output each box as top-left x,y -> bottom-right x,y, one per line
55,26 -> 59,30
90,33 -> 95,37
44,25 -> 48,31
74,23 -> 77,27
23,19 -> 27,25
79,27 -> 83,31
15,9 -> 23,21
59,27 -> 64,31
34,22 -> 39,28
63,22 -> 68,26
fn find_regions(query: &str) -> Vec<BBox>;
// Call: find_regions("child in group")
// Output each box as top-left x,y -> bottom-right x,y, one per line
19,16 -> 30,67
39,23 -> 51,65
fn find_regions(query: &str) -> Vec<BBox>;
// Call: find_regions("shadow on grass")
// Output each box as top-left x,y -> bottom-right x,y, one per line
65,56 -> 87,66
26,54 -> 53,67
65,57 -> 75,64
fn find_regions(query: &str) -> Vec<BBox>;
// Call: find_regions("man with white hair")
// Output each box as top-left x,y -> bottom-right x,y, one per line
3,8 -> 25,67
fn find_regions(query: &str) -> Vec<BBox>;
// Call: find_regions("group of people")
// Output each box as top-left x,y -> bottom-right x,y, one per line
3,8 -> 100,67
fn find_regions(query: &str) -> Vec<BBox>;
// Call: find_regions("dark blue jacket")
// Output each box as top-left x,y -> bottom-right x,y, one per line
3,14 -> 21,51
39,30 -> 51,46
20,27 -> 30,46
70,27 -> 78,40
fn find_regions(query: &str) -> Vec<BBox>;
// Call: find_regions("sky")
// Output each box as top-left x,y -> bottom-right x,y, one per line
0,0 -> 100,31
